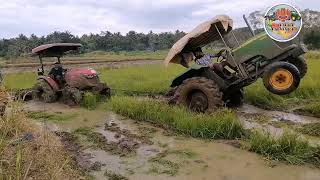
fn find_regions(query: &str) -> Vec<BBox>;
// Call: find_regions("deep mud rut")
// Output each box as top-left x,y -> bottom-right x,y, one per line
24,101 -> 320,180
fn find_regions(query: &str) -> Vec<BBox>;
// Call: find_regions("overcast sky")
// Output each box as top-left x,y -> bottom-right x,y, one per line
0,0 -> 318,38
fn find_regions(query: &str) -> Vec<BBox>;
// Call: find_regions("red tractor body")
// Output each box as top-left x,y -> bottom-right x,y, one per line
31,43 -> 110,104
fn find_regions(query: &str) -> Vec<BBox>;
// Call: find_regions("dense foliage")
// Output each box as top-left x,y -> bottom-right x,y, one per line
0,30 -> 186,58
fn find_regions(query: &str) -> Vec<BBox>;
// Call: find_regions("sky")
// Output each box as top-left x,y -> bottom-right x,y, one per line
0,0 -> 318,38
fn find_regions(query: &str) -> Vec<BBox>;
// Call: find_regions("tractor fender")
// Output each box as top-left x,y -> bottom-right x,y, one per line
38,76 -> 59,92
170,66 -> 227,90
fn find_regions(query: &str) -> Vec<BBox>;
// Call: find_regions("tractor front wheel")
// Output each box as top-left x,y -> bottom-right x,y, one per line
172,77 -> 223,113
32,80 -> 57,103
263,62 -> 300,95
288,56 -> 307,78
62,87 -> 82,106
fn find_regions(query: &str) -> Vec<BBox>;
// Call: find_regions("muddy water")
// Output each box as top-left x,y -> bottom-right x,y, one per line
25,101 -> 320,180
239,104 -> 320,124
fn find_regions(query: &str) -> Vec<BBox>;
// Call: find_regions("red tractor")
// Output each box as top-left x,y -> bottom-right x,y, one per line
31,43 -> 110,105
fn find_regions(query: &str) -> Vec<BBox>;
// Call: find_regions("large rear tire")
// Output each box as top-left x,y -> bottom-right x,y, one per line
263,62 -> 300,95
172,77 -> 223,113
32,80 -> 57,103
288,56 -> 307,78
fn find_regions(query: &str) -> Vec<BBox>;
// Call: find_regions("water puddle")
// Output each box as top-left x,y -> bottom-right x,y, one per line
24,101 -> 320,180
239,104 -> 320,124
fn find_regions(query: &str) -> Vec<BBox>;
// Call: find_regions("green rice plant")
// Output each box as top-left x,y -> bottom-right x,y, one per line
27,111 -> 77,122
109,96 -> 245,140
246,131 -> 320,166
81,92 -> 97,110
294,102 -> 320,118
297,123 -> 320,137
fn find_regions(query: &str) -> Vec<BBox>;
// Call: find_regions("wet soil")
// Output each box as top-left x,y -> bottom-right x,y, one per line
24,101 -> 320,180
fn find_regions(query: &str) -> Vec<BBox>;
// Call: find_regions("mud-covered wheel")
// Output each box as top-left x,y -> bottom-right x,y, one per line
224,89 -> 244,108
263,62 -> 300,95
288,56 -> 307,78
62,87 -> 82,105
32,80 -> 57,103
173,77 -> 223,112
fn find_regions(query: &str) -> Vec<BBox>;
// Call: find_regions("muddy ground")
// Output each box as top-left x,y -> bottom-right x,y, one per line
2,59 -> 161,74
24,101 -> 320,180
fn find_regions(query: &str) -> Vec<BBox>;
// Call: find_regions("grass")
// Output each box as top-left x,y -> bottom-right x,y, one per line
81,92 -> 97,110
148,154 -> 180,176
294,102 -> 320,118
27,111 -> 78,122
109,96 -> 246,140
0,102 -> 83,179
104,170 -> 128,180
100,64 -> 184,95
4,72 -> 36,90
246,131 -> 320,167
5,50 -> 168,64
73,127 -> 107,149
297,123 -> 320,137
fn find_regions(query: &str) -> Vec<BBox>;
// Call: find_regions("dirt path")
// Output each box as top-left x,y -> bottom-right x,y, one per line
24,101 -> 320,180
2,59 -> 161,74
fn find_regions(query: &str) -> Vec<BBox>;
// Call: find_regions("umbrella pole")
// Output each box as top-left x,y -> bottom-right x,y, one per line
214,25 -> 247,78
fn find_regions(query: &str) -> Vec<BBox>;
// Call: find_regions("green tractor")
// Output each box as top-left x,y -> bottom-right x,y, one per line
165,15 -> 307,112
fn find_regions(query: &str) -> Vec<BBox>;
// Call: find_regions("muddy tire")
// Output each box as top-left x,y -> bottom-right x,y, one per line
62,87 -> 82,105
224,89 -> 244,108
288,56 -> 307,78
172,77 -> 223,113
263,62 -> 300,95
32,80 -> 57,103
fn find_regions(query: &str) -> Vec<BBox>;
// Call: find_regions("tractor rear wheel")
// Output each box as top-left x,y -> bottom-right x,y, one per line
172,77 -> 223,113
288,56 -> 307,78
32,80 -> 57,103
263,62 -> 300,95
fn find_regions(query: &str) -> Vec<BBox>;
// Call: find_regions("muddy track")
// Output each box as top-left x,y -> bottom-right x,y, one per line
24,101 -> 320,180
2,59 -> 162,74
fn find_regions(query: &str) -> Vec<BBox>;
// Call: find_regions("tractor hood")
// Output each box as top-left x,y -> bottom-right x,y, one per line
164,15 -> 233,67
66,68 -> 98,77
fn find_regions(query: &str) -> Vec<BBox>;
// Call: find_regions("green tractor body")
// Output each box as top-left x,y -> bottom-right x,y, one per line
167,15 -> 307,112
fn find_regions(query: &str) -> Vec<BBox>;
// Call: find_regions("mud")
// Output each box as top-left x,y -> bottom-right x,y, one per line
24,101 -> 320,180
2,59 -> 161,74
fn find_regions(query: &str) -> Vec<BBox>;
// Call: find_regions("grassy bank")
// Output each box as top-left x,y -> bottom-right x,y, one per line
247,131 -> 320,167
109,96 -> 245,139
4,50 -> 168,64
0,103 -> 83,179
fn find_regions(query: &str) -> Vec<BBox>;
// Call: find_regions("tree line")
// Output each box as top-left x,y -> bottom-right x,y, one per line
0,30 -> 186,59
0,27 -> 319,59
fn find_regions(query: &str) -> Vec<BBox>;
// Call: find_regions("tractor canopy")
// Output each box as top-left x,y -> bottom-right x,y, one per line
164,15 -> 233,66
32,43 -> 82,58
